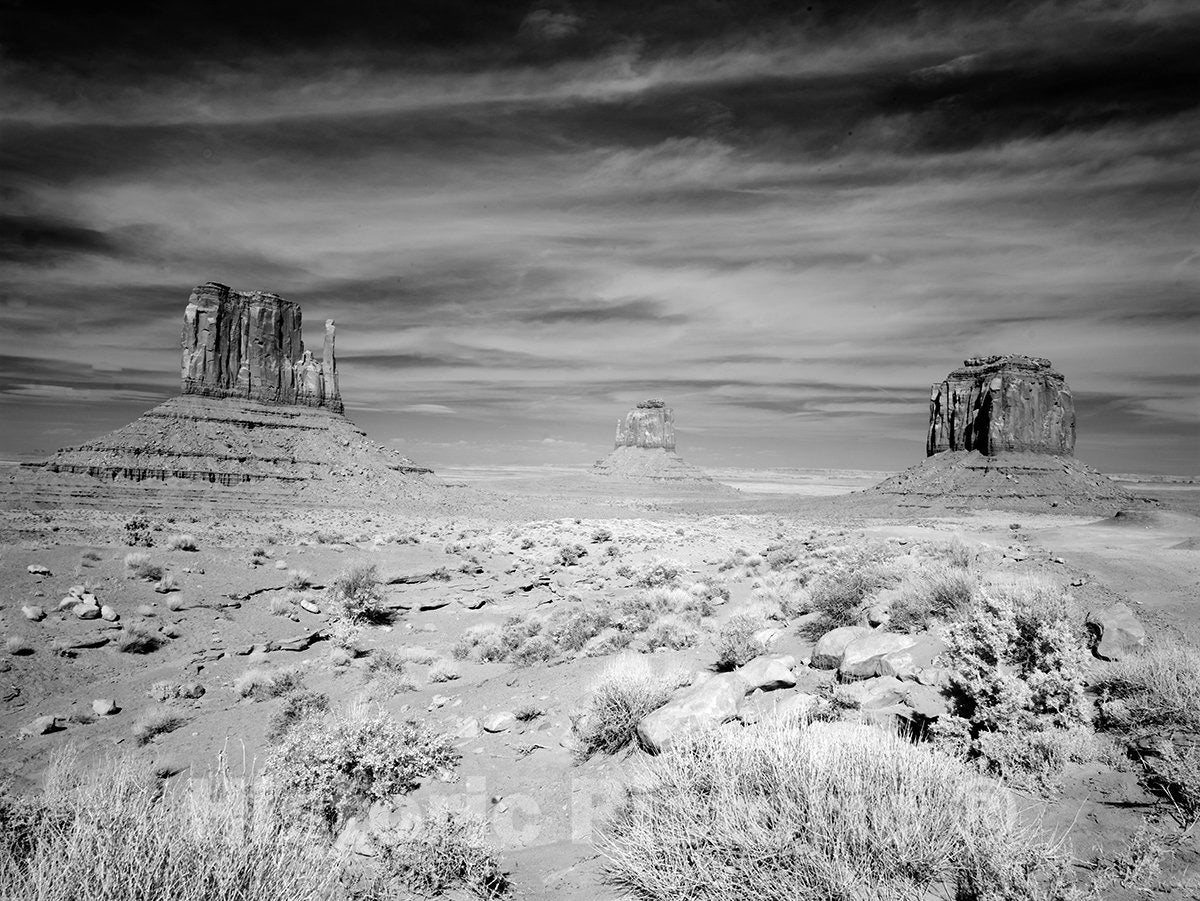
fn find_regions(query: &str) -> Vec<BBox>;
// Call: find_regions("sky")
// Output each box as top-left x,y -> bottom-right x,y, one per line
1,0 -> 1197,473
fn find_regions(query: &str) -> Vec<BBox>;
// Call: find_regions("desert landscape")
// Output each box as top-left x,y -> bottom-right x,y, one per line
1,284 -> 1198,900
3,3 -> 1198,900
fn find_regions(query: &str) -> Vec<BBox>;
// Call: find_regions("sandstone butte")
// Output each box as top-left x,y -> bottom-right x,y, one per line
32,283 -> 433,500
864,354 -> 1144,514
592,399 -> 727,485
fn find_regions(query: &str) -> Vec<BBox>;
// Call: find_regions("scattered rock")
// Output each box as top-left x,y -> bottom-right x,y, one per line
839,633 -> 920,680
26,565 -> 51,576
69,585 -> 86,597
21,605 -> 45,622
1086,603 -> 1146,661
879,633 -> 948,680
736,655 -> 797,692
137,605 -> 157,616
100,605 -> 120,622
483,712 -> 516,733
838,676 -> 909,710
299,599 -> 321,614
68,635 -> 111,650
74,603 -> 101,620
811,626 -> 871,670
92,699 -> 118,716
23,715 -> 62,736
455,717 -> 481,740
637,672 -> 746,754
57,597 -> 78,611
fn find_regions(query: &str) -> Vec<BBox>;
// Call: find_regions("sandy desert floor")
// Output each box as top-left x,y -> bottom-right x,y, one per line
2,466 -> 1198,899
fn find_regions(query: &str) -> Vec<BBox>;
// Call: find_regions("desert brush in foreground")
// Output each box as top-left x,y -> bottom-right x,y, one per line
600,717 -> 1073,901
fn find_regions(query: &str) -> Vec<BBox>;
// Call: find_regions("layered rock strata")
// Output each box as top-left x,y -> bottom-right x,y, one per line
181,282 -> 342,413
615,398 -> 676,450
927,355 -> 1074,457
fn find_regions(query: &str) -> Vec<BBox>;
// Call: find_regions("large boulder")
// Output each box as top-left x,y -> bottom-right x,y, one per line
737,655 -> 797,692
637,672 -> 746,754
811,626 -> 871,670
839,633 -> 920,680
1086,603 -> 1146,661
878,633 -> 948,679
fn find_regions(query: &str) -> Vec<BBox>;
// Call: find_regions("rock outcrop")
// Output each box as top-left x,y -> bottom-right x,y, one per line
31,282 -> 439,507
592,399 -> 729,486
181,282 -> 342,413
858,354 -> 1148,514
615,398 -> 675,450
927,355 -> 1074,457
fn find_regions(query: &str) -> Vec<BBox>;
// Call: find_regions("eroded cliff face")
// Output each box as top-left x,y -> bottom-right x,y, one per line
181,282 -> 343,413
927,355 -> 1075,457
615,399 -> 676,450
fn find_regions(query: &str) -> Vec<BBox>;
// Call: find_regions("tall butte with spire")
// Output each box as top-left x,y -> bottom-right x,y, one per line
36,282 -> 431,500
865,354 -> 1143,512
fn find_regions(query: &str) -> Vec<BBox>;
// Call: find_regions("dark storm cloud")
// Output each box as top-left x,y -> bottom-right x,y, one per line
1,0 -> 1197,470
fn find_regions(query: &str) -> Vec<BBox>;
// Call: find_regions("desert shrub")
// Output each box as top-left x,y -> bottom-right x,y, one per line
429,659 -> 460,682
1094,640 -> 1200,735
1143,743 -> 1200,829
592,528 -> 613,543
634,558 -> 686,589
545,605 -> 613,652
5,635 -> 34,656
81,550 -> 102,563
557,543 -> 587,566
453,624 -> 505,662
131,706 -> 187,745
369,803 -> 509,899
714,612 -> 769,669
930,538 -> 973,569
123,552 -> 163,581
166,533 -> 198,551
401,646 -> 439,666
122,517 -> 154,547
945,580 -> 1088,732
514,705 -> 543,722
364,649 -> 406,677
0,747 -> 341,901
328,564 -> 389,624
620,587 -> 710,633
115,624 -> 165,654
286,569 -> 314,590
600,719 -> 1075,900
764,544 -> 801,569
888,565 -> 977,632
266,690 -> 330,744
510,635 -> 556,666
974,726 -> 1097,794
750,570 -> 808,619
805,562 -> 901,637
642,616 -> 700,652
235,665 -> 305,700
573,656 -> 678,759
267,703 -> 458,831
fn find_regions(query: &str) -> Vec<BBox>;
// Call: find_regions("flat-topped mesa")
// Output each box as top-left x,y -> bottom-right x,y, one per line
181,282 -> 343,413
927,354 -> 1075,457
615,398 -> 676,451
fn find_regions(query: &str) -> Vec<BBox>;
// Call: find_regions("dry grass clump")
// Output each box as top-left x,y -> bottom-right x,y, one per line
572,655 -> 679,759
115,623 -> 165,654
268,702 -> 458,831
429,659 -> 460,682
154,573 -> 179,593
266,689 -> 330,744
804,558 -> 902,637
642,616 -> 700,652
235,665 -> 305,700
750,570 -> 808,619
328,564 -> 389,624
123,552 -> 163,582
888,565 -> 977,632
286,569 -> 315,590
601,719 -> 1074,900
0,747 -> 342,901
1094,640 -> 1200,735
634,557 -> 687,589
166,533 -> 198,551
370,803 -> 509,899
131,706 -> 188,745
714,612 -> 769,670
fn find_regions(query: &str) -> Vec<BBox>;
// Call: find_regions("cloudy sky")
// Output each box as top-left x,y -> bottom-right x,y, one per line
1,1 -> 1197,473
